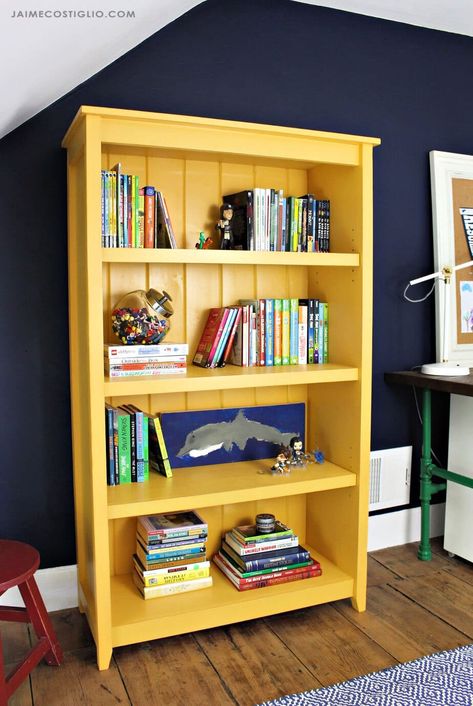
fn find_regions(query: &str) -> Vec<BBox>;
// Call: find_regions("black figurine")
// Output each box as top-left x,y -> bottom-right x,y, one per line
289,436 -> 304,466
217,203 -> 234,250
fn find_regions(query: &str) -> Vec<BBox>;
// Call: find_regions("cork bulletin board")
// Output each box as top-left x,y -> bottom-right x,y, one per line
430,151 -> 473,364
452,179 -> 473,345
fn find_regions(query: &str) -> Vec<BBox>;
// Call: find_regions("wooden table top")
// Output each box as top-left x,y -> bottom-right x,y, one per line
385,370 -> 473,397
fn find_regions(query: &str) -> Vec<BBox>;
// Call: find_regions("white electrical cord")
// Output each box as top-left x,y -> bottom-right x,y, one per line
410,365 -> 444,467
403,280 -> 436,303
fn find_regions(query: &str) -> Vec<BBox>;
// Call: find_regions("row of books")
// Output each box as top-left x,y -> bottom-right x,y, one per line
104,342 -> 188,378
193,298 -> 328,369
133,511 -> 212,600
101,164 -> 176,249
213,520 -> 321,591
225,189 -> 330,252
105,403 -> 172,485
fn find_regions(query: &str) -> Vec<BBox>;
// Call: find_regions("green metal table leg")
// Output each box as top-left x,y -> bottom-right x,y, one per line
418,388 -> 433,561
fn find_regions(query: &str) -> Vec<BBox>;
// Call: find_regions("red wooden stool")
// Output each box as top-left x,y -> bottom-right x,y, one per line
0,540 -> 63,705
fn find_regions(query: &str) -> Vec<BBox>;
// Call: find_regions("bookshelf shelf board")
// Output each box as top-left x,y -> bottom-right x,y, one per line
107,460 -> 356,519
104,363 -> 359,396
110,547 -> 353,648
102,248 -> 360,268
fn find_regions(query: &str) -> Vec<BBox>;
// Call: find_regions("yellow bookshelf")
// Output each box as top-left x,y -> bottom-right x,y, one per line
62,105 -> 380,670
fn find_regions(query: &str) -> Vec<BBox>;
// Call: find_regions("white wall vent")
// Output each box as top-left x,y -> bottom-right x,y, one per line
369,446 -> 412,511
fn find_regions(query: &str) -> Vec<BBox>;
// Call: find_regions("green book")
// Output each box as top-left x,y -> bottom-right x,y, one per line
117,409 -> 131,484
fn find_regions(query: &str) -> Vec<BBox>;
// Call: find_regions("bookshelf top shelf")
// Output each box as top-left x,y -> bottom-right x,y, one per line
104,363 -> 359,396
107,459 -> 356,519
102,249 -> 360,267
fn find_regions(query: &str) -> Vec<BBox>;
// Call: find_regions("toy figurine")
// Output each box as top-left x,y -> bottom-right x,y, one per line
271,450 -> 290,475
289,436 -> 304,466
217,203 -> 234,250
195,231 -> 206,249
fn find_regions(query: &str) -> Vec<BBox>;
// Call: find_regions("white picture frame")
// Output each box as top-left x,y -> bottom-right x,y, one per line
430,150 -> 473,365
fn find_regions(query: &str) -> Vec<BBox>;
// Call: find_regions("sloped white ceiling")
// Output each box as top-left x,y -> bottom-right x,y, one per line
1,0 -> 473,140
0,0 -> 204,139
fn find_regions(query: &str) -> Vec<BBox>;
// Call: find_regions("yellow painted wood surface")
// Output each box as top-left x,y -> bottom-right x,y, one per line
63,106 -> 379,669
110,547 -> 353,648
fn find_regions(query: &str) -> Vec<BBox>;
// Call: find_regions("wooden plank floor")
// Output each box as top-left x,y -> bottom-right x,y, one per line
3,539 -> 472,706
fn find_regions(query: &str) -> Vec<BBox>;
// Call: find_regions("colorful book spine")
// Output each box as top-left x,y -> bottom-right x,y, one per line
265,299 -> 274,366
289,298 -> 299,365
273,299 -> 282,365
224,532 -> 299,556
298,300 -> 308,364
258,299 -> 266,366
105,404 -> 115,485
221,541 -> 309,572
281,299 -> 290,365
209,307 -> 237,368
105,343 -> 189,358
147,414 -> 172,478
313,299 -> 320,363
307,299 -> 315,364
117,409 -> 131,484
221,307 -> 242,366
133,571 -> 212,599
193,308 -> 228,368
143,186 -> 155,248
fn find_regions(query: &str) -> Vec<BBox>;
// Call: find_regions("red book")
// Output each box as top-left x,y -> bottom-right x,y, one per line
143,186 -> 155,248
206,308 -> 231,367
221,307 -> 242,366
193,308 -> 228,368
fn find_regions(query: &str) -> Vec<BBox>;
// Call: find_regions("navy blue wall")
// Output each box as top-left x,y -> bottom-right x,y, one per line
2,0 -> 470,567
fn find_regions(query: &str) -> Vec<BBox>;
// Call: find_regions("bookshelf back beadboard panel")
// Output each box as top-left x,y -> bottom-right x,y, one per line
108,494 -> 313,577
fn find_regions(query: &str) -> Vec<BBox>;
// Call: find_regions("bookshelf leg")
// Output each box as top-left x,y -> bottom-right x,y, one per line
350,594 -> 366,612
96,646 -> 113,671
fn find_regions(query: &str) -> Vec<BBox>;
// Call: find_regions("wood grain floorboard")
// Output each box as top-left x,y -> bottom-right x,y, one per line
194,620 -> 320,706
114,634 -> 237,706
30,647 -> 130,706
1,621 -> 33,706
2,541 -> 472,705
369,541 -> 455,578
390,570 -> 473,638
336,583 -> 470,662
264,602 -> 396,687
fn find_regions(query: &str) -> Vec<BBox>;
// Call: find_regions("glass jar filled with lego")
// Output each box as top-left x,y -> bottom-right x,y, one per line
111,288 -> 173,344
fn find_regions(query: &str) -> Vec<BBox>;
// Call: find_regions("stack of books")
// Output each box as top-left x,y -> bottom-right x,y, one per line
101,163 -> 176,248
133,510 -> 212,599
105,343 -> 188,377
224,189 -> 330,252
193,298 -> 328,368
213,520 -> 322,591
105,404 -> 171,485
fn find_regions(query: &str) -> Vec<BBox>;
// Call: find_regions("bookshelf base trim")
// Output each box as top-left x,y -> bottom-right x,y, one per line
110,549 -> 353,649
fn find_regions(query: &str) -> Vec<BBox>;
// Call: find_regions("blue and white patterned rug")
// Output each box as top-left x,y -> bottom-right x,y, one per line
258,644 -> 473,705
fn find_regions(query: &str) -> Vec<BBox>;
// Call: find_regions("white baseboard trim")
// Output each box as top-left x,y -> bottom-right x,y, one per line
368,503 -> 445,551
0,506 -> 446,613
0,564 -> 78,612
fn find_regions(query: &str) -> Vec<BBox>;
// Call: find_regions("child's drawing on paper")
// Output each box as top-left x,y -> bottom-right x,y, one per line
460,281 -> 473,333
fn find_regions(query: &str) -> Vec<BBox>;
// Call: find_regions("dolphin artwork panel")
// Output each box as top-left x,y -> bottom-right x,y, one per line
160,403 -> 305,468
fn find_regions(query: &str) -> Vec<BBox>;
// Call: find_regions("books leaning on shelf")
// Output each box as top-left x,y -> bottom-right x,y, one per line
101,163 -> 177,248
134,511 -> 212,599
213,519 -> 322,591
104,405 -> 172,485
193,299 -> 328,368
193,306 -> 242,368
224,189 -> 330,252
104,342 -> 188,377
